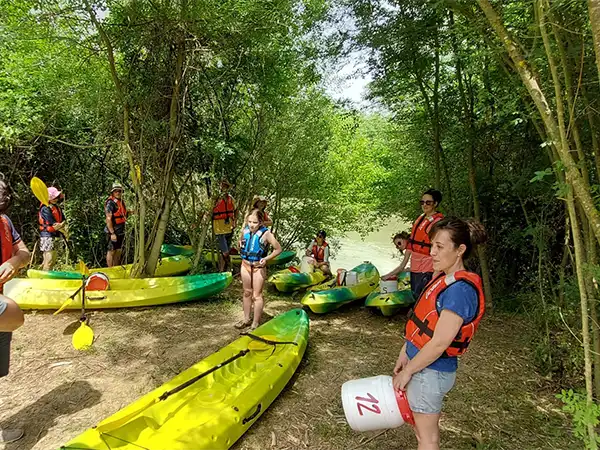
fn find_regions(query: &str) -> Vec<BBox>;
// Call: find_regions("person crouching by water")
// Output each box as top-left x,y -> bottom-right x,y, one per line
235,209 -> 281,331
305,230 -> 331,276
382,189 -> 444,299
0,177 -> 28,443
392,217 -> 487,450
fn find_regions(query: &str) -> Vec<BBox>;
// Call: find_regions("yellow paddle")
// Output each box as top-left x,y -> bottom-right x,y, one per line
72,276 -> 94,351
30,177 -> 49,206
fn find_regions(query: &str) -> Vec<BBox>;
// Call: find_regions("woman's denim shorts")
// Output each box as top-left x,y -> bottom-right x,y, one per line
406,367 -> 456,414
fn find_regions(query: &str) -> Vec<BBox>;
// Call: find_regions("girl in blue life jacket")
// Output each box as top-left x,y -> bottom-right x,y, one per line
235,209 -> 282,331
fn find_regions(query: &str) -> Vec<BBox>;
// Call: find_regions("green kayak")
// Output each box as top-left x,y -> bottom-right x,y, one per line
161,244 -> 296,266
301,262 -> 380,314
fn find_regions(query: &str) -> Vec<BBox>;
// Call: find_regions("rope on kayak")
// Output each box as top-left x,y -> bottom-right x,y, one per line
242,332 -> 298,346
100,432 -> 151,449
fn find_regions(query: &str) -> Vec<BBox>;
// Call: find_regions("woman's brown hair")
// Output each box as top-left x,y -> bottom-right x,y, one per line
429,217 -> 487,259
247,208 -> 265,223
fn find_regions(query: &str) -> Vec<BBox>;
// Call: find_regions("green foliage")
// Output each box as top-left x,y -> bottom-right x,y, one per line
556,389 -> 600,449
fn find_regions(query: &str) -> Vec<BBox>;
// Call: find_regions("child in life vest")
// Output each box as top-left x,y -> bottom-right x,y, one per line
235,209 -> 282,331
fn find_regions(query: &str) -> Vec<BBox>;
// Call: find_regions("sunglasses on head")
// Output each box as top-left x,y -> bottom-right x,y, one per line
420,200 -> 434,205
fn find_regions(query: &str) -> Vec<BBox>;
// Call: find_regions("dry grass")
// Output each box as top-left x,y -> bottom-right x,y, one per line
0,279 -> 577,450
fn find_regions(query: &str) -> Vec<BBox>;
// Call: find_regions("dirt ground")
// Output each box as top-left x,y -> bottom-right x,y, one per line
0,279 -> 578,450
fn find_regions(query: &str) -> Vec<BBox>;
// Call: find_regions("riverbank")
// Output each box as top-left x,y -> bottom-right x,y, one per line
0,279 -> 576,449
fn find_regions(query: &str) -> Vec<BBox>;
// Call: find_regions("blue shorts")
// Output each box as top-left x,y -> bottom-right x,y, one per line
406,367 -> 456,414
410,271 -> 433,300
216,233 -> 233,254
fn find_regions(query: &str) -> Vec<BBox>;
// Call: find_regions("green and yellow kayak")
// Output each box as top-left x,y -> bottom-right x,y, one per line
365,272 -> 413,316
160,244 -> 296,266
301,263 -> 380,314
5,273 -> 232,310
59,309 -> 309,450
268,267 -> 328,292
27,255 -> 192,280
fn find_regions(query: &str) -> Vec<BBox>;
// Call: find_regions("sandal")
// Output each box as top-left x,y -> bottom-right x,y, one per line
234,319 -> 252,330
249,322 -> 259,331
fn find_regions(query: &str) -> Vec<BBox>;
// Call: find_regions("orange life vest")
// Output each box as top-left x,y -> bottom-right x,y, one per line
311,241 -> 328,263
405,270 -> 485,357
38,204 -> 64,233
106,197 -> 128,226
213,195 -> 235,220
406,212 -> 444,256
0,215 -> 14,293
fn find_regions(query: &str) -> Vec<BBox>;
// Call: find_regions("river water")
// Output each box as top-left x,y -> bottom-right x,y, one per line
328,217 -> 410,275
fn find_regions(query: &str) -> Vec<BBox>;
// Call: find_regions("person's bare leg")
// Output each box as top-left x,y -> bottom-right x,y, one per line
42,251 -> 55,271
412,412 -> 441,450
106,250 -> 114,267
236,263 -> 253,328
251,267 -> 266,329
113,249 -> 122,266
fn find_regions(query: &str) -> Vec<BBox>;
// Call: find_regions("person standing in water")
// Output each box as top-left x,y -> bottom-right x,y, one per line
212,179 -> 236,272
236,209 -> 281,331
105,182 -> 129,267
392,217 -> 487,450
382,189 -> 443,299
305,230 -> 331,276
38,187 -> 65,271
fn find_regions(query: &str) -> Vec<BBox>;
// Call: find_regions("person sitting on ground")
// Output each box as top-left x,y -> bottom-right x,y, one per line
0,177 -> 28,444
38,187 -> 65,271
250,195 -> 273,227
236,209 -> 281,331
305,230 -> 331,276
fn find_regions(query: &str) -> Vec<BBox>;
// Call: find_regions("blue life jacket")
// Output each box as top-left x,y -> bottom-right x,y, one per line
241,226 -> 269,262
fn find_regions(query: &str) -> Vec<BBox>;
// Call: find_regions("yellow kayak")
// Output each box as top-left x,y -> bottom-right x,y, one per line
267,266 -> 327,292
27,255 -> 192,280
5,273 -> 232,310
60,309 -> 309,449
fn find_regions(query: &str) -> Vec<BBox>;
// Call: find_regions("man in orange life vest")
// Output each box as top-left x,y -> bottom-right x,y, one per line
105,182 -> 129,267
212,179 -> 236,272
38,186 -> 65,271
0,178 -> 28,443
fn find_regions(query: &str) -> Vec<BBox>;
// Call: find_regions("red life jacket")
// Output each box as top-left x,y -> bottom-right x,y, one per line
0,215 -> 14,293
311,241 -> 328,263
106,197 -> 128,226
406,212 -> 444,256
38,204 -> 64,233
405,270 -> 485,357
213,195 -> 235,220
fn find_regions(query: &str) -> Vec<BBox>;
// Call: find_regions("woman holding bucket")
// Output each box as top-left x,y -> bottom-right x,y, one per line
393,217 -> 487,450
382,189 -> 443,299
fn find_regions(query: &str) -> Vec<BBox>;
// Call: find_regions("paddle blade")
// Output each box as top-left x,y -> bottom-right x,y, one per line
30,177 -> 49,206
95,397 -> 158,433
72,321 -> 94,350
78,260 -> 90,276
53,297 -> 74,315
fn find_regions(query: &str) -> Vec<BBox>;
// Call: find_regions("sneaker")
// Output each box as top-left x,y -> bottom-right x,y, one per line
0,428 -> 24,443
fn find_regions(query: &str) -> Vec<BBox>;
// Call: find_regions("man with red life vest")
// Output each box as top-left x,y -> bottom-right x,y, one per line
305,230 -> 331,276
38,187 -> 66,271
0,178 -> 28,443
382,189 -> 444,299
105,182 -> 129,267
212,179 -> 236,272
392,217 -> 487,450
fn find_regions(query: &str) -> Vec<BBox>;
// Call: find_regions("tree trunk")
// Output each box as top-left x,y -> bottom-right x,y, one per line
567,189 -> 598,449
588,0 -> 600,84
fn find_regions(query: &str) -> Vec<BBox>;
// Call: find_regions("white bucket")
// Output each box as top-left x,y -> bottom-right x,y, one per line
379,279 -> 398,294
300,256 -> 315,274
345,271 -> 358,286
341,375 -> 414,432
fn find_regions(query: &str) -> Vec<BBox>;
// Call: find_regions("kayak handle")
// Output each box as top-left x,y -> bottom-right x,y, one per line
242,403 -> 262,424
86,295 -> 107,301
